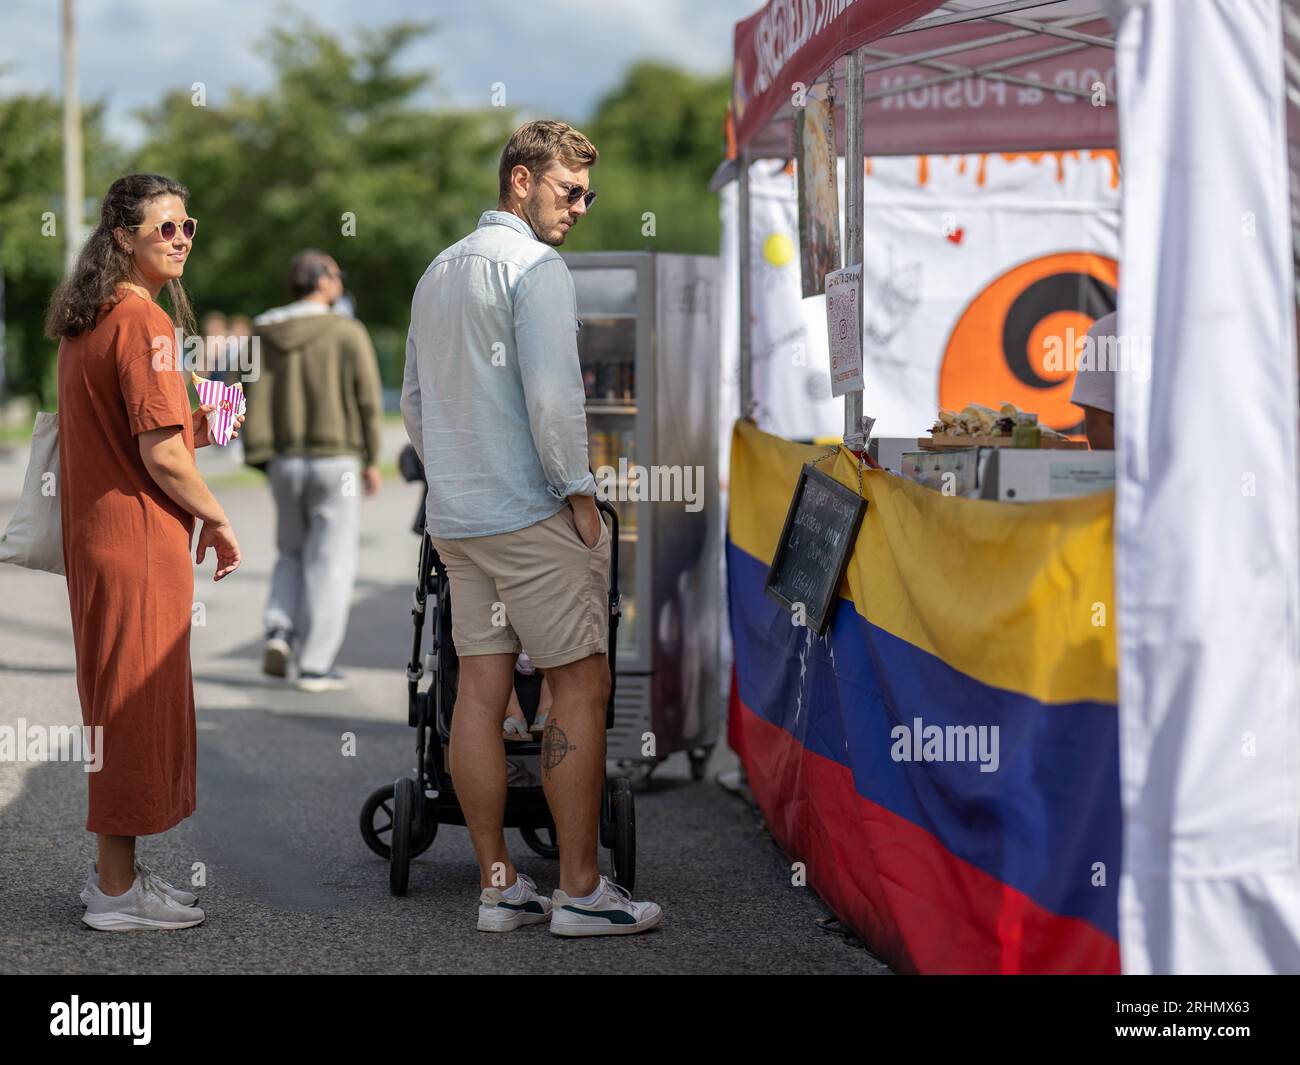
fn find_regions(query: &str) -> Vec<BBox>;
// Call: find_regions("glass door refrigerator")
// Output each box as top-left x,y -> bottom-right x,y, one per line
563,252 -> 721,777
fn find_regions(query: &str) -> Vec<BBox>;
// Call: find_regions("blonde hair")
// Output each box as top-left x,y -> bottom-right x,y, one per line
498,120 -> 598,203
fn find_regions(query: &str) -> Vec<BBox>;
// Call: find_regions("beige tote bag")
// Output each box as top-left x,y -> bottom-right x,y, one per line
0,412 -> 65,575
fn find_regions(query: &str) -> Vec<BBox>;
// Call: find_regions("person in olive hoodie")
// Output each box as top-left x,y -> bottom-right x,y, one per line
243,250 -> 384,692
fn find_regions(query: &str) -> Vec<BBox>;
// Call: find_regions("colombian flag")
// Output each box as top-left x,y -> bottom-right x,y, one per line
727,420 -> 1120,973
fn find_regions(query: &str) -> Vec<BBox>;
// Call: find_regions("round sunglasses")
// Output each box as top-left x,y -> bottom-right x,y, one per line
543,174 -> 597,209
126,217 -> 198,241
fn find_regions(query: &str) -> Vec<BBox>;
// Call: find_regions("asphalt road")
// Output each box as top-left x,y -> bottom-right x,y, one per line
0,428 -> 889,974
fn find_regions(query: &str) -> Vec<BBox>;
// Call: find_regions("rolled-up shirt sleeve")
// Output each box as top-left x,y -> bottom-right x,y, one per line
399,323 -> 425,466
514,258 -> 595,499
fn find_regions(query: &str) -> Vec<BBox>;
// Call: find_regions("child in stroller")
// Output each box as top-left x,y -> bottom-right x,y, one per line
503,652 -> 550,741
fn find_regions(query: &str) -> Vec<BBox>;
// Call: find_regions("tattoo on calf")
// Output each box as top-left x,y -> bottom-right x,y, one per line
541,719 -> 576,772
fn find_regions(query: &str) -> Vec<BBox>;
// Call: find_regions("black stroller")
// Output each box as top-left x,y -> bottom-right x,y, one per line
359,447 -> 636,896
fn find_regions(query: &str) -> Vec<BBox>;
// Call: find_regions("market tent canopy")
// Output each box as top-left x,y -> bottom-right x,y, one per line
728,0 -> 1117,161
720,0 -> 1300,975
720,0 -> 1122,442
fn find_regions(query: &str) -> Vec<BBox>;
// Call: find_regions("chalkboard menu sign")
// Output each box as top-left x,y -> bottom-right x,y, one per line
764,465 -> 867,635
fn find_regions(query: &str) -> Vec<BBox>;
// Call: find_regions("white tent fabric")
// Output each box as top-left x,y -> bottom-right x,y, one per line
1285,0 -> 1300,307
1107,0 -> 1300,973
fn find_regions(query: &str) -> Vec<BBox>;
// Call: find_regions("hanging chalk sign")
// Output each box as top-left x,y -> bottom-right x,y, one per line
764,465 -> 867,636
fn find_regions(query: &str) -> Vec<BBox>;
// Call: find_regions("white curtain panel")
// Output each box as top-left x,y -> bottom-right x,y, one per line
1106,0 -> 1300,972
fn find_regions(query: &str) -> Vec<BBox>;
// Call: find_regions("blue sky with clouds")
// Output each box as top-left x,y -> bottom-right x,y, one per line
1,0 -> 756,145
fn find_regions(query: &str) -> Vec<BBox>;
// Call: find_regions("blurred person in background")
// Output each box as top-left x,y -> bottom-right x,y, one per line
1071,309 -> 1118,450
48,173 -> 243,931
332,290 -> 356,318
199,310 -> 227,375
226,314 -> 253,385
243,250 -> 383,692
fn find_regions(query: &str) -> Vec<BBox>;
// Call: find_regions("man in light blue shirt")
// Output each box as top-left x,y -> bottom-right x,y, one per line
402,207 -> 595,539
401,120 -> 661,936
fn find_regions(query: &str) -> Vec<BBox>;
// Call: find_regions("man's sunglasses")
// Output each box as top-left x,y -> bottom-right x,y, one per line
545,175 -> 597,209
126,217 -> 198,241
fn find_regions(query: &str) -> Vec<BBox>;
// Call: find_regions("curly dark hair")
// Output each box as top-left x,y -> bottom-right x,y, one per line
45,173 -> 197,339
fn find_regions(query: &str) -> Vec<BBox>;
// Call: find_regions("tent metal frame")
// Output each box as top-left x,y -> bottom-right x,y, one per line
732,0 -> 1115,444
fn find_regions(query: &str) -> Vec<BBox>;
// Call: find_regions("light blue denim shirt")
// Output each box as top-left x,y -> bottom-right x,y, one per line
401,210 -> 596,539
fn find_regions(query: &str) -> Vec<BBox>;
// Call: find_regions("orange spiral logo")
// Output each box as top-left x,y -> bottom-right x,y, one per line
939,252 -> 1118,434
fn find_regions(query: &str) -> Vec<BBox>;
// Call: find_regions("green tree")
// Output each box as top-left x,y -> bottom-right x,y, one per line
0,93 -> 120,405
564,61 -> 730,255
130,16 -> 514,387
0,17 -> 732,404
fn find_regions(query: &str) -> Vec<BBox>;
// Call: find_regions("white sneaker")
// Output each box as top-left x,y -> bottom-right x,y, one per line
82,874 -> 206,932
80,861 -> 198,908
296,670 -> 349,693
477,872 -> 552,932
550,876 -> 662,937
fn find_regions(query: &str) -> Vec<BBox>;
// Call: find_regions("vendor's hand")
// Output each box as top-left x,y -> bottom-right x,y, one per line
362,465 -> 382,497
196,519 -> 241,581
571,496 -> 601,549
192,404 -> 245,448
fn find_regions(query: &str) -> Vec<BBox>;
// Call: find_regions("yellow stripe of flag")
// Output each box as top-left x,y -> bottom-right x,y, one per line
728,419 -> 1117,705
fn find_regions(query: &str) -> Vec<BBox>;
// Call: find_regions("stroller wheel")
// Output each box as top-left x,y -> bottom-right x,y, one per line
390,777 -> 419,896
607,777 -> 636,894
360,784 -> 396,859
519,824 -> 560,860
360,782 -> 436,861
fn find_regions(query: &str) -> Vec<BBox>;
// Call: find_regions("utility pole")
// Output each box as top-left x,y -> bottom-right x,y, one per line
61,0 -> 84,275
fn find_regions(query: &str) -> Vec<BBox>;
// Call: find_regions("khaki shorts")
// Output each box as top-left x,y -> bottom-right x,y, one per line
430,505 -> 610,669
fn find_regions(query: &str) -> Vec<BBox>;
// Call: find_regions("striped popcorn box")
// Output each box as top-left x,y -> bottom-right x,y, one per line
190,373 -> 246,446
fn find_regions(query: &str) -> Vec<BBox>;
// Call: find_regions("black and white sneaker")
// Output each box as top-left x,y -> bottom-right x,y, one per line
263,630 -> 291,678
477,873 -> 552,932
550,876 -> 662,937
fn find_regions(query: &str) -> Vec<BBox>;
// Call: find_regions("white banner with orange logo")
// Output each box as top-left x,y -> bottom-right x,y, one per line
719,150 -> 1121,454
863,151 -> 1119,437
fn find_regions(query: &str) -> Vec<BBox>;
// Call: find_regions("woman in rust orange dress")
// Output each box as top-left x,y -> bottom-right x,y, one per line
48,173 -> 243,931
